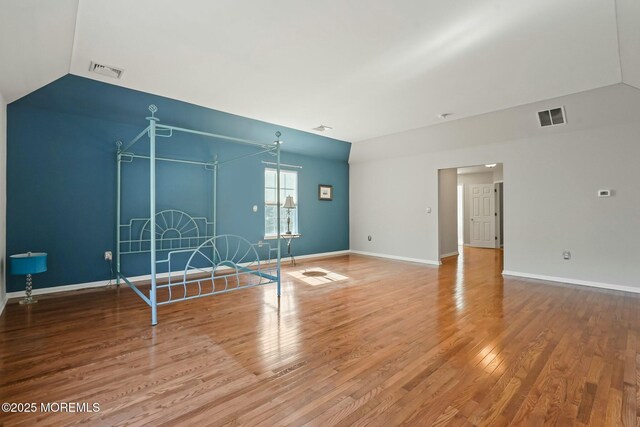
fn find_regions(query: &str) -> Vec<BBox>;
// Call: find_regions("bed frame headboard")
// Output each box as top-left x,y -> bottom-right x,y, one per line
119,209 -> 214,254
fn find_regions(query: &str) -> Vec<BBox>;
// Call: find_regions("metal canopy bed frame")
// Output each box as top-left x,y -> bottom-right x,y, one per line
116,105 -> 282,325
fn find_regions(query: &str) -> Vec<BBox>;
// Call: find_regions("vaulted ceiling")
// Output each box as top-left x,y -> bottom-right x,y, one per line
1,0 -> 639,142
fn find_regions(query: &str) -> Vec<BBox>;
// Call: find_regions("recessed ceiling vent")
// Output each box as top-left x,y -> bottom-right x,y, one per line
89,61 -> 124,79
537,107 -> 566,127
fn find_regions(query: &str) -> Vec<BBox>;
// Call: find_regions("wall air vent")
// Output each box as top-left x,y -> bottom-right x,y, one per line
537,106 -> 566,127
89,61 -> 124,79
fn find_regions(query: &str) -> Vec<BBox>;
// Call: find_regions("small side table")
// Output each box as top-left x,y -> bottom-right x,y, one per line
266,234 -> 302,265
280,233 -> 301,265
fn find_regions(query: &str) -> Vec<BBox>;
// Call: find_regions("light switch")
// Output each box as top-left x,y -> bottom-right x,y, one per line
426,207 -> 432,213
252,205 -> 258,212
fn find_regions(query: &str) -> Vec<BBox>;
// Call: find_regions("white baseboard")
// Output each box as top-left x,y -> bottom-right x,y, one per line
292,250 -> 351,261
6,278 -> 112,299
502,270 -> 640,295
350,250 -> 441,266
4,250 -> 352,301
0,293 -> 7,317
440,251 -> 459,259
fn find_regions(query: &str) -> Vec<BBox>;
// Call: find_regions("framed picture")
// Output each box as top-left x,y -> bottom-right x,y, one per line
318,184 -> 333,201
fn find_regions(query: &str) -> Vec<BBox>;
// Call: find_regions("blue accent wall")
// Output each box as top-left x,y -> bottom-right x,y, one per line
6,75 -> 350,292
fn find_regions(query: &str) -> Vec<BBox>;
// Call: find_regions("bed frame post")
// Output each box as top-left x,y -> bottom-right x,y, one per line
213,157 -> 218,243
212,157 -> 218,268
276,132 -> 282,298
148,105 -> 159,326
116,141 -> 122,286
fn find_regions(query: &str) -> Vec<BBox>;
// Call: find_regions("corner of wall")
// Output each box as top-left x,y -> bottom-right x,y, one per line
438,168 -> 458,258
0,91 -> 6,316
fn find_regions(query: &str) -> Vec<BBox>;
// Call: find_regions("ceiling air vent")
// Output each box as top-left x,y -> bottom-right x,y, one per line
537,106 -> 566,127
89,61 -> 124,79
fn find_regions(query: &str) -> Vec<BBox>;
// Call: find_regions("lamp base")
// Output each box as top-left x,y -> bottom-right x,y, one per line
20,273 -> 37,305
285,209 -> 293,235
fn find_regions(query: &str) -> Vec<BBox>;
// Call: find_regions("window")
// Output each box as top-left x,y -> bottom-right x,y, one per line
265,168 -> 298,237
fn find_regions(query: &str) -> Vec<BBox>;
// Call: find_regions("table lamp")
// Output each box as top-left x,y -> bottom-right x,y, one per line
282,195 -> 296,234
10,252 -> 47,305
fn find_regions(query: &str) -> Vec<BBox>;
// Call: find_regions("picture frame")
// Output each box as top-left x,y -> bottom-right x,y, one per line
318,184 -> 333,201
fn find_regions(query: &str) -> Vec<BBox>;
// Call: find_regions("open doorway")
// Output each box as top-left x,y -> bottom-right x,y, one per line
438,163 -> 504,260
457,164 -> 503,249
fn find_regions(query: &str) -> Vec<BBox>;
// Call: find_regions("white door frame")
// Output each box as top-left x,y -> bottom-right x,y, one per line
494,181 -> 503,248
457,184 -> 464,246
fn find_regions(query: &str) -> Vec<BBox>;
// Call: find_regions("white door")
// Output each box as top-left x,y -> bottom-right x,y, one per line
469,184 -> 495,248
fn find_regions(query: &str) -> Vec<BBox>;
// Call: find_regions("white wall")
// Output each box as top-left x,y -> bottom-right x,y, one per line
349,154 -> 441,263
0,91 -> 6,315
457,172 -> 494,245
438,169 -> 458,257
493,167 -> 503,182
350,84 -> 640,290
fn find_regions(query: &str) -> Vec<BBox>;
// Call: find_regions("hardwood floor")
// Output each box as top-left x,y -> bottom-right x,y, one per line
1,247 -> 639,426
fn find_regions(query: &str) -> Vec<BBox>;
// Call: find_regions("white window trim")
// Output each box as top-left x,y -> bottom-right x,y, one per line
264,168 -> 299,238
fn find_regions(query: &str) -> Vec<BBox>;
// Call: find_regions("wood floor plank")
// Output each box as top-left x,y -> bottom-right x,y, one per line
1,248 -> 640,426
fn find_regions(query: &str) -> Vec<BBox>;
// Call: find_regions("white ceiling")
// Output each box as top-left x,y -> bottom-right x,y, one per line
616,0 -> 640,89
0,0 -> 78,103
1,0 -> 639,142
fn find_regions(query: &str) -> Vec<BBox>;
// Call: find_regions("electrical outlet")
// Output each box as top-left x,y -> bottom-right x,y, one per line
104,251 -> 112,261
563,251 -> 571,260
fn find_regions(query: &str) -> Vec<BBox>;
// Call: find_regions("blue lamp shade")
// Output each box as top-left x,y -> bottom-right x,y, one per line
10,252 -> 48,275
